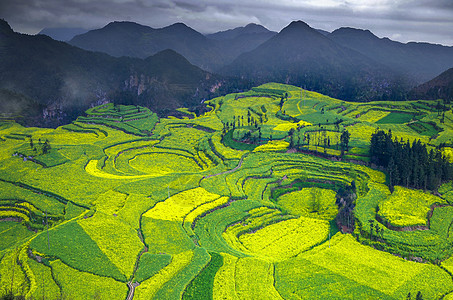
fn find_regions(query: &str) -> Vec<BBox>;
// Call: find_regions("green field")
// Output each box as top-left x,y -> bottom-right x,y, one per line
0,83 -> 453,299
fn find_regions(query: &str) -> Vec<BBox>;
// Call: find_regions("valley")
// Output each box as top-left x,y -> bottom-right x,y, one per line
1,83 -> 453,299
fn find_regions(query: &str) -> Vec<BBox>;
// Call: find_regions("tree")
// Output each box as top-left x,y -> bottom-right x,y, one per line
370,130 -> 453,191
322,130 -> 327,154
374,223 -> 381,241
388,157 -> 398,190
309,189 -> 321,213
340,129 -> 351,156
416,291 -> 423,300
335,119 -> 340,132
42,139 -> 51,154
368,219 -> 374,240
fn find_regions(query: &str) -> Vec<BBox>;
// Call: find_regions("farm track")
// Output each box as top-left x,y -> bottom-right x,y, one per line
126,219 -> 148,300
126,282 -> 139,300
204,154 -> 247,179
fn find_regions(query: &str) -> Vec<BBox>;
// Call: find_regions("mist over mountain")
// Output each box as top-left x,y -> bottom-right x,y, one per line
328,27 -> 453,84
410,67 -> 453,101
221,21 -> 402,101
38,27 -> 89,41
0,19 -> 224,127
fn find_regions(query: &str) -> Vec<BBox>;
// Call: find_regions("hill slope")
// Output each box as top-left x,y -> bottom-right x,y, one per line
410,67 -> 453,101
0,20 -> 221,126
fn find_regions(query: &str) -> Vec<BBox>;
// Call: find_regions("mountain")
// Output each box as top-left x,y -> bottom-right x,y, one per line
69,21 -> 222,70
206,23 -> 275,40
206,23 -> 277,67
38,27 -> 89,41
222,21 -> 399,101
328,27 -> 453,84
69,21 -> 276,71
0,19 -> 223,126
410,68 -> 453,101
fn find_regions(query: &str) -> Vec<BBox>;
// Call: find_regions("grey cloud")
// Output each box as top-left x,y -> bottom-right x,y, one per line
1,0 -> 452,46
173,1 -> 207,13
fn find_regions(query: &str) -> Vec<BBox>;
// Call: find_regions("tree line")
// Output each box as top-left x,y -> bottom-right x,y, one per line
369,129 -> 452,191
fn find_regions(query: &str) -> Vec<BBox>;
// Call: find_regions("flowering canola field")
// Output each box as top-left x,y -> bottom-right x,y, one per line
1,84 -> 453,299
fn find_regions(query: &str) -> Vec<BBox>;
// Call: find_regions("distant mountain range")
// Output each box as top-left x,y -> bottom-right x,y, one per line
328,27 -> 453,85
0,19 -> 225,126
67,20 -> 453,102
69,21 -> 275,71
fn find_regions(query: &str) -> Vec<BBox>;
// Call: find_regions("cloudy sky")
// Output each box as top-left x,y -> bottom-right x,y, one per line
1,0 -> 453,46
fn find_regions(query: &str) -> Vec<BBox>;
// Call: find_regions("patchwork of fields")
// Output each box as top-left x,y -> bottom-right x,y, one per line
1,85 -> 453,299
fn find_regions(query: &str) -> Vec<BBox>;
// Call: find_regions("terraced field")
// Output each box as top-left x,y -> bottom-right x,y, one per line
1,84 -> 453,299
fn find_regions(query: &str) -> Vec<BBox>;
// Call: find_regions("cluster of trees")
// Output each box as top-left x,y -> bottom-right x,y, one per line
222,111 -> 265,135
223,109 -> 352,157
29,138 -> 51,155
294,128 -> 350,156
335,180 -> 357,232
370,129 -> 452,190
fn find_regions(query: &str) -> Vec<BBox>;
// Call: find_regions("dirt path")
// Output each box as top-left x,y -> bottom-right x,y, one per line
126,282 -> 140,300
203,154 -> 247,179
126,226 -> 148,300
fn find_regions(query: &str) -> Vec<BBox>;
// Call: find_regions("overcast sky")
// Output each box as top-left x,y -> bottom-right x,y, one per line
1,0 -> 453,46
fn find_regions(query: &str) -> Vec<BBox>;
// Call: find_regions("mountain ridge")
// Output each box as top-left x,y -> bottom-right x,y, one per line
69,21 -> 277,71
206,23 -> 275,40
328,27 -> 453,84
221,20 -> 398,101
